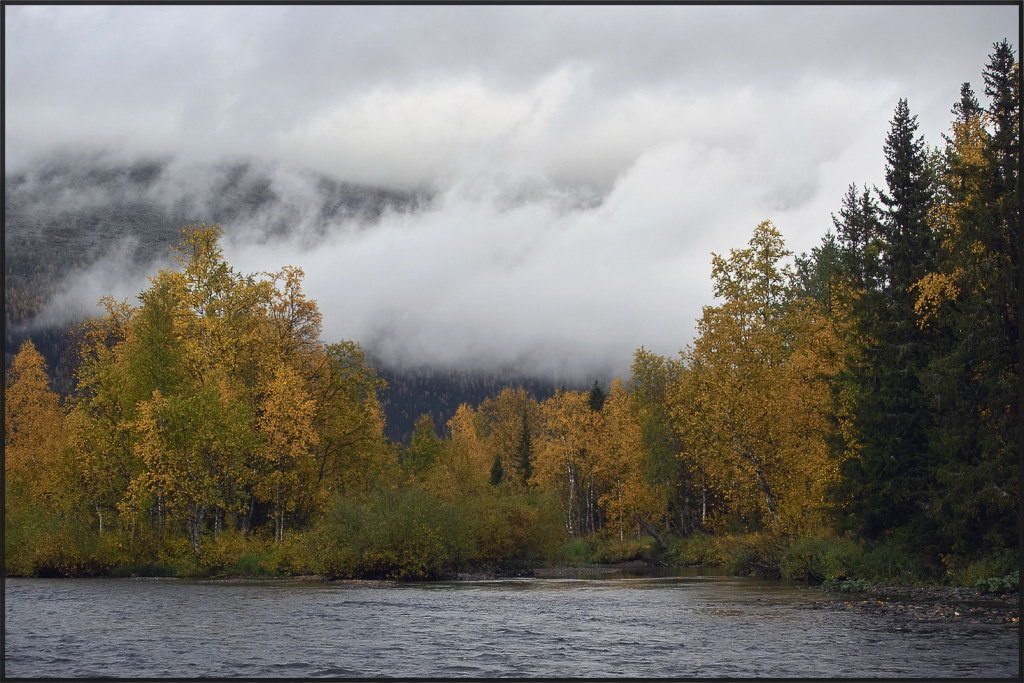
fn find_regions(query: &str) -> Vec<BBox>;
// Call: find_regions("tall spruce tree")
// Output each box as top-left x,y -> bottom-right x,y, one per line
514,417 -> 533,485
836,99 -> 938,548
588,382 -> 607,412
833,184 -> 884,293
489,452 -> 504,486
914,45 -> 1019,555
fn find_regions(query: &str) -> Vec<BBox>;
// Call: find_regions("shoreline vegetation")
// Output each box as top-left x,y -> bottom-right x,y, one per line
13,553 -> 1018,628
4,42 -> 1019,613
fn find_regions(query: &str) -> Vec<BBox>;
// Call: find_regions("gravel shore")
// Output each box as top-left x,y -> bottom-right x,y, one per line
808,584 -> 1020,625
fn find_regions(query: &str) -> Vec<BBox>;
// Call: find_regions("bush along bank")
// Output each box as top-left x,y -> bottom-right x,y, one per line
659,531 -> 1020,592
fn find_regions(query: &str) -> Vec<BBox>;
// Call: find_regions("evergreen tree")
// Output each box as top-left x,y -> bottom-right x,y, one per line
910,45 -> 1019,555
833,184 -> 884,293
878,98 -> 935,293
951,82 -> 982,125
588,381 -> 606,412
836,99 -> 939,548
795,231 -> 842,307
983,40 -> 1020,214
489,452 -> 504,486
514,417 -> 533,485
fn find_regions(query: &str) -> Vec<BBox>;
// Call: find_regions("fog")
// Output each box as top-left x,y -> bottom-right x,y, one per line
5,5 -> 1016,378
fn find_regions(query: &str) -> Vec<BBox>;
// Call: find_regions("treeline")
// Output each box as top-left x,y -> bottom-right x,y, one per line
4,42 -> 1018,584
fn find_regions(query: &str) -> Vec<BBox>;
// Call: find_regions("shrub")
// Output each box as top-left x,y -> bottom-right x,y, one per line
958,549 -> 1019,587
822,577 -> 872,592
718,533 -> 784,579
665,533 -> 722,566
559,538 -> 596,565
856,540 -> 923,584
976,569 -> 1019,594
780,536 -> 861,584
593,537 -> 655,564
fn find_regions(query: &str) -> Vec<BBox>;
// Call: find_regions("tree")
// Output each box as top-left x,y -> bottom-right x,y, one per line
629,347 -> 697,534
476,387 -> 541,486
907,49 -> 1019,554
5,341 -> 66,504
983,39 -> 1020,230
405,414 -> 443,477
533,390 -> 601,537
306,341 -> 394,508
489,452 -> 505,487
256,363 -> 319,542
513,416 -> 533,485
878,98 -> 936,293
795,231 -> 842,308
591,379 -> 662,540
675,221 -> 840,533
428,403 -> 488,500
835,99 -> 940,547
59,225 -> 391,554
588,381 -> 606,412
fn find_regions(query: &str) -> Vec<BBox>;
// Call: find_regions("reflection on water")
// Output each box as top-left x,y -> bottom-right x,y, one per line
4,573 -> 1018,678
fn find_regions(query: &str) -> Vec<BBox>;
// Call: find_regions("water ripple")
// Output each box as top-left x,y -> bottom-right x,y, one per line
5,576 -> 1019,678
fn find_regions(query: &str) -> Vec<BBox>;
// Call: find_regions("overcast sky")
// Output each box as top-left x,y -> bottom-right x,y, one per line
5,4 -> 1018,378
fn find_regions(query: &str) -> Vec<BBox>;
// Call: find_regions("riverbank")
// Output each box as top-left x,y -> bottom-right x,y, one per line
808,583 -> 1020,625
11,558 -> 1019,627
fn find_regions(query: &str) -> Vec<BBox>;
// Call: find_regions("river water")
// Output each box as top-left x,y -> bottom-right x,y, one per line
5,571 -> 1019,678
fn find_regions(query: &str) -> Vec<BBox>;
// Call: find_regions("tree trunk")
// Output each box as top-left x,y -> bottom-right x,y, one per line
617,480 -> 623,541
701,482 -> 707,523
274,482 -> 284,543
638,517 -> 667,552
188,504 -> 206,554
565,461 -> 576,537
241,497 -> 254,535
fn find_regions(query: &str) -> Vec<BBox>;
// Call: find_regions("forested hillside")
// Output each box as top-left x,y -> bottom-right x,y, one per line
4,154 -> 568,439
5,42 -> 1019,587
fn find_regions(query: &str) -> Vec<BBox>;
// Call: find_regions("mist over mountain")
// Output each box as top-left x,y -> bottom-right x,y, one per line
4,152 -> 601,440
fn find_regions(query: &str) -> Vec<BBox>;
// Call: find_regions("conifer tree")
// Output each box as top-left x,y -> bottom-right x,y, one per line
514,417 -> 533,485
909,45 -> 1019,554
837,99 -> 939,546
489,452 -> 504,487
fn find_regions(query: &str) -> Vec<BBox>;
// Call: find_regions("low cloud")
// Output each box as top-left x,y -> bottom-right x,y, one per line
18,76 -> 898,380
7,5 -> 1015,379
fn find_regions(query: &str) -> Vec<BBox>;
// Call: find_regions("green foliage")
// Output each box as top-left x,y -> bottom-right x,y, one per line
592,537 -> 656,564
315,486 -> 560,580
975,569 -> 1018,594
779,536 -> 862,583
558,538 -> 597,565
588,381 -> 606,411
855,540 -> 925,584
665,533 -> 724,567
514,418 -> 533,485
822,577 -> 872,592
404,414 -> 444,477
715,533 -> 785,579
952,548 -> 1020,588
489,453 -> 504,486
556,536 -> 658,565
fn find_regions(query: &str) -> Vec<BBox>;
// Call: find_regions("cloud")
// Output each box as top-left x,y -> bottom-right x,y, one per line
208,76 -> 893,379
5,5 -> 1015,181
6,5 -> 1018,378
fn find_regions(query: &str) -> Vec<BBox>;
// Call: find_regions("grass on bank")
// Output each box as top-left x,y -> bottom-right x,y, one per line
6,493 -> 1018,591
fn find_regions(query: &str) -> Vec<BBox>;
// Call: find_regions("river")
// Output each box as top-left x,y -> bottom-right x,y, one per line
4,571 -> 1019,678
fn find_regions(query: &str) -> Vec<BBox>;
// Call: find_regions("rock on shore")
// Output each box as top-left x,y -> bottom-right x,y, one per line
809,584 -> 1019,625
